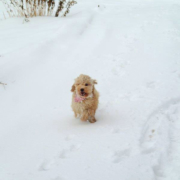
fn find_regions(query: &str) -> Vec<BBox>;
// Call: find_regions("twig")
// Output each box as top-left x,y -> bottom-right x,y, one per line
0,82 -> 7,85
63,0 -> 77,17
0,82 -> 7,89
55,0 -> 65,17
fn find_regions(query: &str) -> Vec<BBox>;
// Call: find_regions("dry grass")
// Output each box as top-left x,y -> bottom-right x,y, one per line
2,0 -> 77,20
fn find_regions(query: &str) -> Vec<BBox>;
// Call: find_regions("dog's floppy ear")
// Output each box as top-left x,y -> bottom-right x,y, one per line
93,79 -> 98,84
71,84 -> 75,92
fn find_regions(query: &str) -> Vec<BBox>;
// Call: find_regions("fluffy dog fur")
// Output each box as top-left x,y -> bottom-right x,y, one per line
71,74 -> 99,123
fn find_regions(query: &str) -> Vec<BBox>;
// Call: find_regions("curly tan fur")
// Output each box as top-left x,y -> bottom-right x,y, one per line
71,74 -> 99,123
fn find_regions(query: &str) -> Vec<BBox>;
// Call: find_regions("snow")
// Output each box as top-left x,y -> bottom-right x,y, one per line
0,0 -> 180,180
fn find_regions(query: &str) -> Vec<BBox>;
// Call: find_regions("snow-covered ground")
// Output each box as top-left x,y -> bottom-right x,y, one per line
0,0 -> 180,180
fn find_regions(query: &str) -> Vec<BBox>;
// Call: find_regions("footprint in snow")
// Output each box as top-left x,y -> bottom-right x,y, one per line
59,149 -> 68,159
146,81 -> 158,89
69,144 -> 81,151
111,67 -> 126,77
178,74 -> 180,79
111,127 -> 120,134
65,134 -> 75,141
112,148 -> 131,163
59,144 -> 81,159
52,176 -> 64,180
38,159 -> 55,171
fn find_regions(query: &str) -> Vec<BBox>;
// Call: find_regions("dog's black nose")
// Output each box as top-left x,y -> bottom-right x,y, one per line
81,88 -> 84,92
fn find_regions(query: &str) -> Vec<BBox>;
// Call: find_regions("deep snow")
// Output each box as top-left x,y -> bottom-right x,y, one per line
0,0 -> 180,180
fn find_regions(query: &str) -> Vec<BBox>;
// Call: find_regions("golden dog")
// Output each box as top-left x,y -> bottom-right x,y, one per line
71,74 -> 99,123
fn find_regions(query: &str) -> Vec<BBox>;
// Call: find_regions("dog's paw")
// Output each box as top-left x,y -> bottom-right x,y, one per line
89,120 -> 96,123
89,119 -> 96,123
81,116 -> 88,122
88,116 -> 96,123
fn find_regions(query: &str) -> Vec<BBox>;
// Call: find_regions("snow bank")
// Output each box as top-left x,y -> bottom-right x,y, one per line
0,0 -> 180,180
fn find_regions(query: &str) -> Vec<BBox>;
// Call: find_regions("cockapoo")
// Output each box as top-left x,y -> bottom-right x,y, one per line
71,74 -> 99,123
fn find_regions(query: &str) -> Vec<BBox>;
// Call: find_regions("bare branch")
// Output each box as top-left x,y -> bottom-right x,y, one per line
55,0 -> 65,17
0,82 -> 7,89
63,0 -> 77,17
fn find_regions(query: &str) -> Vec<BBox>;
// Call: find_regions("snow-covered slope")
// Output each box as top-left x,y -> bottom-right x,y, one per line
0,0 -> 180,180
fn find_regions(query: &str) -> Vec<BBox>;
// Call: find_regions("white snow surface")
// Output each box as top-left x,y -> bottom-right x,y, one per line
0,0 -> 180,180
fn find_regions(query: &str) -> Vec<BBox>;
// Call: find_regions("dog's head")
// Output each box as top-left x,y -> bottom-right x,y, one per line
71,74 -> 97,98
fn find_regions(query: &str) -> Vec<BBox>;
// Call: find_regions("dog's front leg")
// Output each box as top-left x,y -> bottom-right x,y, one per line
74,112 -> 78,118
89,116 -> 96,123
88,110 -> 96,123
81,111 -> 88,121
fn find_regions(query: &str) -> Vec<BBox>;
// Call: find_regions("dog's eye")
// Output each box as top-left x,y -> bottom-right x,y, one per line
85,83 -> 88,86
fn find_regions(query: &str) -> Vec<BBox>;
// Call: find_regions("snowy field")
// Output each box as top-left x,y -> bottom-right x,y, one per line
0,0 -> 180,180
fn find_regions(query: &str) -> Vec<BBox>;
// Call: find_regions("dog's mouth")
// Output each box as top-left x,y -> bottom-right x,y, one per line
80,92 -> 86,96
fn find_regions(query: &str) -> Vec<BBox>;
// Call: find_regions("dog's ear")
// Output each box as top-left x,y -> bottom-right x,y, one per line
71,84 -> 75,92
93,79 -> 98,84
